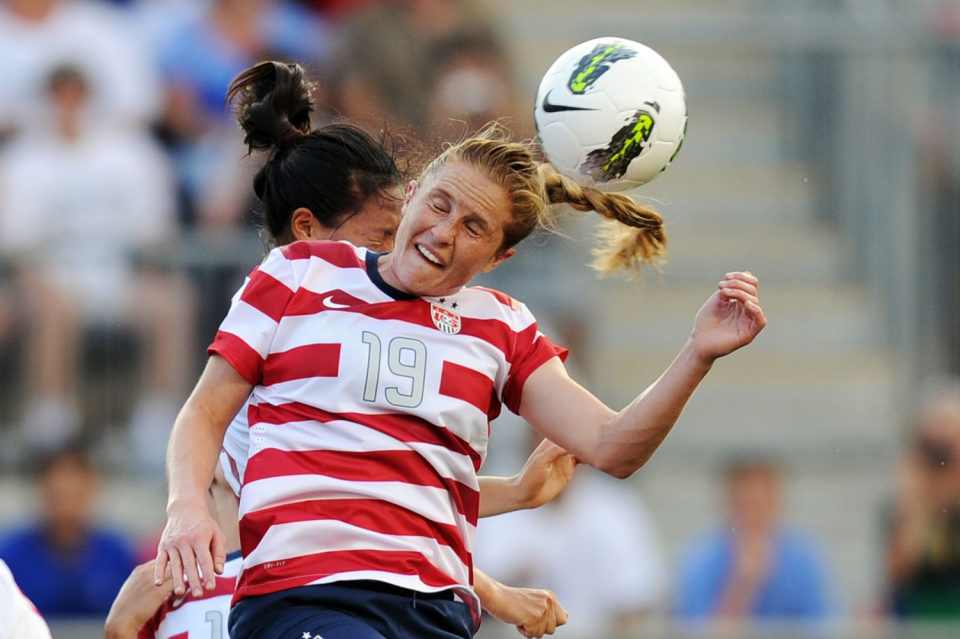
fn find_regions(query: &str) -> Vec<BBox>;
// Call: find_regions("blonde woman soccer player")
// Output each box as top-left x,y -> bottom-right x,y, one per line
107,62 -> 575,639
156,63 -> 766,639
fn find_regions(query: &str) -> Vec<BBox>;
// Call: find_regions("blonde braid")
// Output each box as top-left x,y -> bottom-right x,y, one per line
538,164 -> 667,275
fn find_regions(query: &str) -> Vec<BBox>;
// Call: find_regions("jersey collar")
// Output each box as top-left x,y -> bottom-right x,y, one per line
365,251 -> 418,301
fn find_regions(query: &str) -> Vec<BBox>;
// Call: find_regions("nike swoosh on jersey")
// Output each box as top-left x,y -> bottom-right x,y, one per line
541,89 -> 599,113
322,295 -> 351,309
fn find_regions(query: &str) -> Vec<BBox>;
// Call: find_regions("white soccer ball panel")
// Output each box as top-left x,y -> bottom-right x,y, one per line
652,88 -> 687,141
603,63 -> 660,113
635,47 -> 683,91
537,122 -> 583,174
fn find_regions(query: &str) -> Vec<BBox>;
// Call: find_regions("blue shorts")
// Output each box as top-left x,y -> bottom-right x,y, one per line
228,580 -> 475,639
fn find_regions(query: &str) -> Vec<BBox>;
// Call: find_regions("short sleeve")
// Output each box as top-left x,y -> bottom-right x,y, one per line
208,248 -> 298,385
502,327 -> 568,415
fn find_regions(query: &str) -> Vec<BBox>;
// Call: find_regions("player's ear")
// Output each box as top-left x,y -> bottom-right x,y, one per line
291,208 -> 320,241
482,247 -> 515,273
403,181 -> 418,208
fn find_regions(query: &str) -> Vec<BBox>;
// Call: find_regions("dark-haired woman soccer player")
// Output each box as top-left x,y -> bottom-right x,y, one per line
107,62 -> 573,639
157,62 -> 765,639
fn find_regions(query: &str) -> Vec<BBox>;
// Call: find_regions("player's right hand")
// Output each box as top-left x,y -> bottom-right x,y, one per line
155,498 -> 226,598
105,561 -> 173,639
514,439 -> 578,510
486,583 -> 569,638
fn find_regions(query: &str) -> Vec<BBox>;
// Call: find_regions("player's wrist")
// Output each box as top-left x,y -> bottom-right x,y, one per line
166,493 -> 208,516
683,335 -> 718,371
507,472 -> 540,510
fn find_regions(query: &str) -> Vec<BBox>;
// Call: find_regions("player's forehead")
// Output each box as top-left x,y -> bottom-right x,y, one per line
354,189 -> 403,229
424,162 -> 510,223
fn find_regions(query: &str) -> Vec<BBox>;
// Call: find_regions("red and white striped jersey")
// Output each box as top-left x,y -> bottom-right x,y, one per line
220,399 -> 252,498
138,553 -> 242,639
208,240 -> 565,622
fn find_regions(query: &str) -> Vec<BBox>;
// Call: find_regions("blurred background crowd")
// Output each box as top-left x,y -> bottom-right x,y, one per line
1,0 -> 960,637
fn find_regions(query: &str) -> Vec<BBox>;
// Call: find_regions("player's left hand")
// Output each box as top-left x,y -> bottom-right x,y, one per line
155,499 -> 226,599
514,439 -> 578,510
690,272 -> 766,364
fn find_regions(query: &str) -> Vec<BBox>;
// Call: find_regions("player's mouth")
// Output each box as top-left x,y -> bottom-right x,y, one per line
416,244 -> 445,268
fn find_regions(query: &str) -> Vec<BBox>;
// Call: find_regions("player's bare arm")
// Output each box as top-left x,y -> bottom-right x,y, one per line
155,355 -> 252,598
477,439 -> 577,518
105,561 -> 173,639
520,272 -> 765,479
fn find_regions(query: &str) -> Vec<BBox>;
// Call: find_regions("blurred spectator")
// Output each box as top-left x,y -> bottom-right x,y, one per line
154,0 -> 331,226
425,33 -> 521,136
309,0 -> 387,19
0,443 -> 136,618
337,0 -> 524,137
885,381 -> 960,618
0,0 -> 160,140
475,425 -> 664,638
0,65 -> 193,465
673,458 -> 834,630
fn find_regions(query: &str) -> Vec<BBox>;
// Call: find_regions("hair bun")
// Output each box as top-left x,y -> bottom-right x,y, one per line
226,61 -> 315,154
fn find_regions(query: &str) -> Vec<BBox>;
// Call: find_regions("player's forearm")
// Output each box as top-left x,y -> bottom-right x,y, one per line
477,476 -> 526,518
166,355 -> 252,509
166,402 -> 224,509
522,341 -> 710,479
591,338 -> 712,477
473,568 -> 502,612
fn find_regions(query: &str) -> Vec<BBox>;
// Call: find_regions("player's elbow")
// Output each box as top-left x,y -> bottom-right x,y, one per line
585,451 -> 644,479
599,459 -> 642,479
103,617 -> 133,639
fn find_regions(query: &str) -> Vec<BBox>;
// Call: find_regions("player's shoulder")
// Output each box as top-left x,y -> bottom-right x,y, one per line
469,286 -> 523,312
460,286 -> 536,328
278,239 -> 366,269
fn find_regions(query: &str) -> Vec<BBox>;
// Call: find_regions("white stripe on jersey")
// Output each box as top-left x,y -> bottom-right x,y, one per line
247,417 -> 478,485
239,475 -> 477,537
244,519 -> 470,583
217,299 -> 279,360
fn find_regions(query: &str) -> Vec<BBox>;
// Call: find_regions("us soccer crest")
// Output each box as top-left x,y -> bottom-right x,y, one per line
431,303 -> 461,335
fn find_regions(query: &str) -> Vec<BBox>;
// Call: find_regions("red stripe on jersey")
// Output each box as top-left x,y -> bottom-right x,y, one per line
286,289 -> 369,316
262,343 -> 341,385
208,331 -> 266,385
249,402 -> 483,472
239,270 -> 294,323
240,497 -> 472,566
235,549 -> 460,602
244,448 -> 479,525
439,361 -> 500,420
280,240 -> 364,269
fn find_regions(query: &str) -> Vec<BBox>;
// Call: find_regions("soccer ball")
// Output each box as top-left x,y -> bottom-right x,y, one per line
534,37 -> 687,191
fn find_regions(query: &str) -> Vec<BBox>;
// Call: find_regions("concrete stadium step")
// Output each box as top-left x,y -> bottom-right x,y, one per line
653,222 -> 844,286
581,354 -> 898,454
633,161 -> 818,225
587,284 -> 884,354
